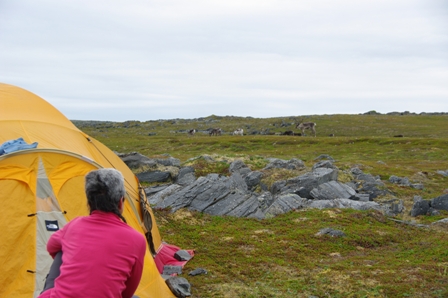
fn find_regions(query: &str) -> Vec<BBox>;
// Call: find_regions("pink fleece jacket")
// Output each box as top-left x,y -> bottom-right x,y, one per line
39,211 -> 146,298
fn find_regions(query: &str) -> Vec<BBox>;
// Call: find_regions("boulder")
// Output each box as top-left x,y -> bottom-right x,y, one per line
432,218 -> 448,226
264,194 -> 307,218
137,171 -> 171,183
145,184 -> 170,197
257,191 -> 275,212
436,170 -> 448,177
312,160 -> 336,171
306,198 -> 381,211
350,168 -> 390,200
229,160 -> 249,174
272,167 -> 338,199
176,166 -> 196,186
411,183 -> 424,190
165,276 -> 191,298
310,181 -> 356,200
389,175 -> 411,186
188,268 -> 208,276
155,173 -> 259,218
263,158 -> 304,170
316,228 -> 346,237
410,200 -> 430,217
431,194 -> 448,211
120,152 -> 156,169
245,171 -> 263,190
146,184 -> 183,205
157,157 -> 181,167
381,199 -> 404,216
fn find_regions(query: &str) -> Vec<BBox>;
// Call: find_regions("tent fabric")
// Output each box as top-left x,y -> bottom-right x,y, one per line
155,243 -> 196,274
0,83 -> 177,298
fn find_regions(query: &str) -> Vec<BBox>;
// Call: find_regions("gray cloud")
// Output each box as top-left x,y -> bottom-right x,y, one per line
1,0 -> 447,121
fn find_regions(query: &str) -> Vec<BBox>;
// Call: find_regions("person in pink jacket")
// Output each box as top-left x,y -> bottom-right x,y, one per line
39,168 -> 146,298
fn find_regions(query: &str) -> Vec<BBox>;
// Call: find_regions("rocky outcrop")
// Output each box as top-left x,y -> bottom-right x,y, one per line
410,194 -> 448,217
125,153 -> 445,220
389,175 -> 424,190
271,167 -> 338,199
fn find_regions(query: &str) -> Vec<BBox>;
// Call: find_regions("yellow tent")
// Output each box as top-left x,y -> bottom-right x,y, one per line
0,83 -> 175,297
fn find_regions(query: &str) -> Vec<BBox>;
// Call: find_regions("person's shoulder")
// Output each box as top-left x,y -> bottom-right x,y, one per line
62,216 -> 84,228
127,225 -> 146,241
119,225 -> 146,254
118,223 -> 144,238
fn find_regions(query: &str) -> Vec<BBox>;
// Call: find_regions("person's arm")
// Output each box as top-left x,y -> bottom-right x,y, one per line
46,220 -> 72,258
121,238 -> 146,298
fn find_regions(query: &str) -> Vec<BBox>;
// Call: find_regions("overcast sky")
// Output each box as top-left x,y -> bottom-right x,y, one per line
1,0 -> 447,121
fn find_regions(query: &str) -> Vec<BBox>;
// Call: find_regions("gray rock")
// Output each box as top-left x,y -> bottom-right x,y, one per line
410,200 -> 430,217
382,199 -> 404,216
229,160 -> 248,174
316,228 -> 346,237
432,218 -> 448,226
345,181 -> 358,190
165,276 -> 191,298
436,170 -> 448,177
349,193 -> 371,202
146,184 -> 183,205
413,195 -> 423,203
428,208 -> 441,216
307,199 -> 381,211
145,184 -> 170,197
155,173 -> 260,218
310,181 -> 356,200
120,152 -> 157,169
257,191 -> 275,212
389,175 -> 411,186
264,194 -> 307,218
238,167 -> 252,177
200,155 -> 215,162
431,194 -> 448,211
348,169 -> 390,200
157,157 -> 181,167
263,158 -> 304,170
137,171 -> 171,183
174,250 -> 193,261
202,188 -> 256,216
272,167 -> 338,199
356,173 -> 382,184
163,265 -> 182,275
356,182 -> 390,200
312,160 -> 336,170
245,171 -> 263,190
411,183 -> 424,190
155,175 -> 218,212
189,268 -> 208,276
223,194 -> 263,218
351,167 -> 363,176
176,166 -> 196,186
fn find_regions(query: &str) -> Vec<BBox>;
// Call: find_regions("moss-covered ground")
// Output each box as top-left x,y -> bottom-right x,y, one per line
75,113 -> 448,297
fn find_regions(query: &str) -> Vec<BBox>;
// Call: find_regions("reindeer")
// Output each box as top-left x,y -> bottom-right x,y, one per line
209,128 -> 222,136
282,130 -> 295,136
295,119 -> 316,137
187,128 -> 196,136
233,128 -> 243,136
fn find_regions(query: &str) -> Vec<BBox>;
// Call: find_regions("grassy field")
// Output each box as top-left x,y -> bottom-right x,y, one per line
75,113 -> 448,297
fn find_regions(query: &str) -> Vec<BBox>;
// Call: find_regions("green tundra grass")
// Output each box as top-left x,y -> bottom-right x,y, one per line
75,113 -> 448,297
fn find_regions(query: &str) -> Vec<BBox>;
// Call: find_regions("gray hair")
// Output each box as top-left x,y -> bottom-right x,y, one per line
85,168 -> 126,222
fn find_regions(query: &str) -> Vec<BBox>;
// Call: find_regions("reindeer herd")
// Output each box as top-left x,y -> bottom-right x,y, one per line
186,119 -> 318,137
